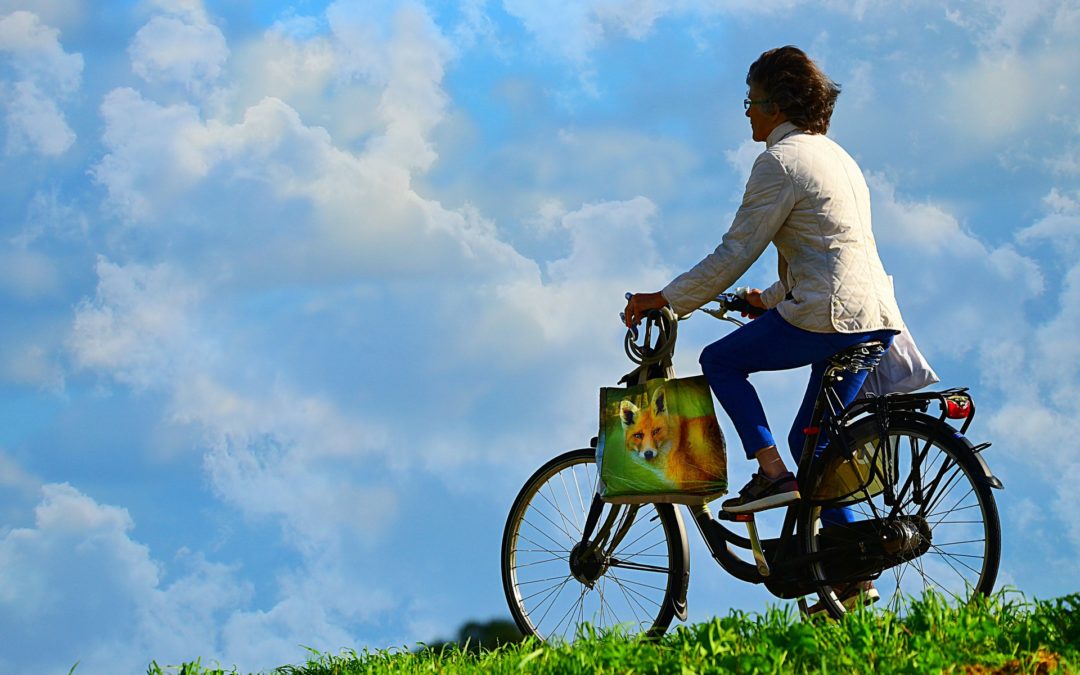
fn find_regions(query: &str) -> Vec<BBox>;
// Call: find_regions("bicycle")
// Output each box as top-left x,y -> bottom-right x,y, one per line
500,293 -> 1003,642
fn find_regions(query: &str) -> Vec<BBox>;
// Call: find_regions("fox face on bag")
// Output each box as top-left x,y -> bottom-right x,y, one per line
598,376 -> 728,504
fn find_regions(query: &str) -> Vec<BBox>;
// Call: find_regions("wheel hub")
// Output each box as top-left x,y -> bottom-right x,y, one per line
569,541 -> 608,587
880,515 -> 931,559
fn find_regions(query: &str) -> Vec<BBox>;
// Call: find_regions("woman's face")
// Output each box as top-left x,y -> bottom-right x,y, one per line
745,83 -> 785,142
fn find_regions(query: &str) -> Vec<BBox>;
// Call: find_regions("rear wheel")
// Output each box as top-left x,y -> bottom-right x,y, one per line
800,413 -> 1001,618
501,448 -> 688,642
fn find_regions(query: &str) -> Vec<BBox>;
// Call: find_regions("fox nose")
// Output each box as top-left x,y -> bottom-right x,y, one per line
644,450 -> 655,461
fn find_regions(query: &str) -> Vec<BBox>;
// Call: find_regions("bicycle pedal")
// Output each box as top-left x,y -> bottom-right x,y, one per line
716,511 -> 755,523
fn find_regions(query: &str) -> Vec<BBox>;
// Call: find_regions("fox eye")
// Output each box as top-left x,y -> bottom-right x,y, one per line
652,427 -> 663,435
633,432 -> 645,440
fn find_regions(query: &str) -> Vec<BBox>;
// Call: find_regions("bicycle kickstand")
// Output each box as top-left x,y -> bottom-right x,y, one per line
732,512 -> 771,577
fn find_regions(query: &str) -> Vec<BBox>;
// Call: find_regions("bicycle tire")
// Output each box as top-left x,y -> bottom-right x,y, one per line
501,448 -> 689,643
799,412 -> 1001,618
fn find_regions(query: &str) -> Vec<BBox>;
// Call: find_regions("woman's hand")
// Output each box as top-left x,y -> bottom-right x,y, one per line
743,288 -> 766,317
624,292 -> 669,328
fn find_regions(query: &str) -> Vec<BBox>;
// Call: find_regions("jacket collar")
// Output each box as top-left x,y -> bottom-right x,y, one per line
766,121 -> 801,148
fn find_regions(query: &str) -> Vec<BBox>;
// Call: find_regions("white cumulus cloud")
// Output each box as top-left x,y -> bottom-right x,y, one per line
129,0 -> 228,94
0,483 -> 251,675
0,10 -> 82,155
984,260 -> 1080,568
942,0 -> 1080,143
70,257 -> 202,390
1018,188 -> 1080,256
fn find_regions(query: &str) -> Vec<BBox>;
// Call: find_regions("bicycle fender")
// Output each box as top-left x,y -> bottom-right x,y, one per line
665,505 -> 690,622
965,441 -> 1004,489
940,426 -> 1004,490
670,572 -> 689,622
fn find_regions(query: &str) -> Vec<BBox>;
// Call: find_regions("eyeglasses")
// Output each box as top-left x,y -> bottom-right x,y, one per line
743,98 -> 771,110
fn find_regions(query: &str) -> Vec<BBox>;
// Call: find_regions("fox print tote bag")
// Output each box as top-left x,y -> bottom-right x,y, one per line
596,376 -> 728,504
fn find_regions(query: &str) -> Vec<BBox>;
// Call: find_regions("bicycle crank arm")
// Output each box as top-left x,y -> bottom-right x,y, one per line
735,513 -> 771,577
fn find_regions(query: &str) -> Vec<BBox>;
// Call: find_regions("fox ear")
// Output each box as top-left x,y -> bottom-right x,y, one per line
652,387 -> 666,414
620,400 -> 638,426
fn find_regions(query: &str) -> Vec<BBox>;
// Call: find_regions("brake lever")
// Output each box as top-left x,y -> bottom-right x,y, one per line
621,292 -> 639,339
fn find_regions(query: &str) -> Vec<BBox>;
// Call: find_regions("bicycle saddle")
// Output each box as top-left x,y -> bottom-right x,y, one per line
829,341 -> 887,373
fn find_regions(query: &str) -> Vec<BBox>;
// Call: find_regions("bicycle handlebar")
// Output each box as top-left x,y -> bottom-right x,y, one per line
621,290 -> 766,331
619,290 -> 766,368
718,293 -> 766,318
619,290 -> 771,373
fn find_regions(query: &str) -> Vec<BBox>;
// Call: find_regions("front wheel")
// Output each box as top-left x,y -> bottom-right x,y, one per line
800,413 -> 1001,618
501,448 -> 689,643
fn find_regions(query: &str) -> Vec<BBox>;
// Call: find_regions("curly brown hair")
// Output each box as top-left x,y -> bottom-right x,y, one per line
746,46 -> 840,135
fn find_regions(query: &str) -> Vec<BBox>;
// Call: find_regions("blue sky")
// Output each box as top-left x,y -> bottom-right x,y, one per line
1,0 -> 1078,672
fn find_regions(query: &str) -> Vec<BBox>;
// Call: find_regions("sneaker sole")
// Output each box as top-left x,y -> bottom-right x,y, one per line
805,586 -> 880,616
842,587 -> 880,610
723,490 -> 801,514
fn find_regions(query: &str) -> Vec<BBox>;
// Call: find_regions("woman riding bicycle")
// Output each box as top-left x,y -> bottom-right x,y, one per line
503,46 -> 999,636
624,46 -> 902,528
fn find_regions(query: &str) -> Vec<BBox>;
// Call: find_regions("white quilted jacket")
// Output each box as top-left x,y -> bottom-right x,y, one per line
662,122 -> 904,334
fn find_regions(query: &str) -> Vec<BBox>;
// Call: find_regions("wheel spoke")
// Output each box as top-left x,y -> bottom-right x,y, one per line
927,487 -> 977,522
514,555 -> 569,570
915,565 -> 967,603
597,576 -> 610,628
520,576 -> 573,604
515,528 -> 570,559
517,574 -> 575,586
608,570 -> 655,623
889,562 -> 907,613
571,465 -> 588,525
550,584 -> 588,641
921,461 -> 964,517
609,514 -> 662,555
606,574 -> 669,593
532,576 -> 573,627
534,486 -> 581,543
521,511 -> 577,552
927,549 -> 985,558
617,533 -> 667,560
928,547 -> 984,577
933,537 -> 986,547
558,470 -> 582,534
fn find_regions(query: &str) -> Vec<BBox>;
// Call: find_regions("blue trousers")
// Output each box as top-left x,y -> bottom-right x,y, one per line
699,309 -> 895,525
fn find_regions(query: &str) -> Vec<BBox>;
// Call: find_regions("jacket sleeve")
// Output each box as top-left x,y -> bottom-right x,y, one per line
662,151 -> 796,316
759,254 -> 789,309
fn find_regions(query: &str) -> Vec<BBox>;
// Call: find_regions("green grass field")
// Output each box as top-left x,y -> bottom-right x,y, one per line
148,591 -> 1078,675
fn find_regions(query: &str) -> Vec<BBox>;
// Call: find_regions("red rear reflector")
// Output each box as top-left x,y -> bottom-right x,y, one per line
945,397 -> 971,419
803,426 -> 820,435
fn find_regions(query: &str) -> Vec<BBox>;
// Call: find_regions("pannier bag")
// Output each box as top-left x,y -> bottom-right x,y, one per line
597,376 -> 728,504
811,431 -> 898,505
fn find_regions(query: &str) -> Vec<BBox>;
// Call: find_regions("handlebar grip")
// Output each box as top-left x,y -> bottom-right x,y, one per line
726,296 -> 766,318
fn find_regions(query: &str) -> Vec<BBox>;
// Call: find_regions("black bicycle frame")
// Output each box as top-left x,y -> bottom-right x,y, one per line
576,310 -> 914,598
